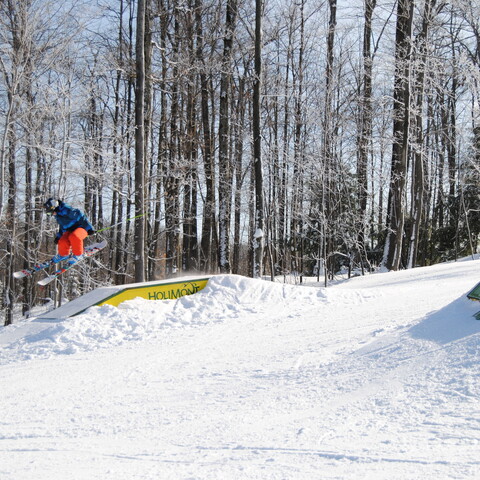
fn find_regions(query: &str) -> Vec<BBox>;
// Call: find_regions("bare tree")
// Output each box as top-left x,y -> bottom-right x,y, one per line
356,0 -> 376,270
252,0 -> 264,278
195,0 -> 218,273
407,0 -> 438,268
218,0 -> 238,273
134,0 -> 147,282
382,0 -> 414,271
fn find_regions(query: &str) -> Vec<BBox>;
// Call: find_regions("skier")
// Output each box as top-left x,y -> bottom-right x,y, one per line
43,198 -> 95,265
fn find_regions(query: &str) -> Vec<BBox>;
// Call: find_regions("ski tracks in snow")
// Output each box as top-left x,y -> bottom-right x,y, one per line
1,271 -> 480,479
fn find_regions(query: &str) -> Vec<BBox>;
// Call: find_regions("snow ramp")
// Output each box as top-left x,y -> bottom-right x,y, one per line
36,276 -> 212,320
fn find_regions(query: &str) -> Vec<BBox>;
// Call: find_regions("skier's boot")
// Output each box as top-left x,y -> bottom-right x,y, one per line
67,255 -> 82,266
52,254 -> 69,264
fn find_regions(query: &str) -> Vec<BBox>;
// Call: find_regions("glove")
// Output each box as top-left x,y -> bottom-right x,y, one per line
87,229 -> 95,236
54,234 -> 60,245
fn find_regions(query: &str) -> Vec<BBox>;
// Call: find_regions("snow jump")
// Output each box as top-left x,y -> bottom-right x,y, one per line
36,276 -> 212,321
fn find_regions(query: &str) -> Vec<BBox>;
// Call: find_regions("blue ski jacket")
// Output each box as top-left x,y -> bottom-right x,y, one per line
54,201 -> 94,239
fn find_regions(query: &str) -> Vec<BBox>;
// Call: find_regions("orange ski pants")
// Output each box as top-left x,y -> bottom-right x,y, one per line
57,228 -> 88,256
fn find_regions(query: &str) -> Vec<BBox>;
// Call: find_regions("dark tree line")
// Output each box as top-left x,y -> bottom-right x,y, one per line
2,0 -> 480,324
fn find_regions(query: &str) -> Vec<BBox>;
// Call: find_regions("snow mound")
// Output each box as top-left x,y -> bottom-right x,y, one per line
0,275 -> 328,363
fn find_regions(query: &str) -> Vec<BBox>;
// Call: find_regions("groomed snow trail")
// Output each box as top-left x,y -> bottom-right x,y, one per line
1,264 -> 479,479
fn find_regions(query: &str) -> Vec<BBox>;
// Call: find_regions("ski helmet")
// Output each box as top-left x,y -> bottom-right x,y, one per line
43,198 -> 59,215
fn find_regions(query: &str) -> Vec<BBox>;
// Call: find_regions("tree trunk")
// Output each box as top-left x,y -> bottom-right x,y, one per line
357,0 -> 376,266
134,0 -> 147,282
195,0 -> 217,272
164,8 -> 181,276
383,0 -> 414,271
253,0 -> 264,278
218,0 -> 238,273
182,3 -> 198,272
233,75 -> 246,274
322,0 -> 337,279
407,0 -> 437,268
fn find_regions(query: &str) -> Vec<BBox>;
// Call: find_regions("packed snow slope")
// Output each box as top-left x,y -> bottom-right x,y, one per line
1,260 -> 480,480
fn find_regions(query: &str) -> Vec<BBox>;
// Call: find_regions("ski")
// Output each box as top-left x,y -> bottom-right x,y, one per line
37,240 -> 107,286
13,258 -> 58,279
13,252 -> 79,279
14,241 -> 107,280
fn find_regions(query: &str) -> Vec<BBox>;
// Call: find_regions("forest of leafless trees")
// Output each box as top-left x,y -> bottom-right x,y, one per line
1,0 -> 480,324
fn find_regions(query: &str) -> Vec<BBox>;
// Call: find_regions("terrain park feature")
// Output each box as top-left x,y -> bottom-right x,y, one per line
36,276 -> 212,321
466,281 -> 480,320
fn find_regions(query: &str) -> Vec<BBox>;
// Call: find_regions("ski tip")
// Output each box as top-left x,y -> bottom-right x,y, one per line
38,276 -> 55,286
94,239 -> 107,249
85,239 -> 107,253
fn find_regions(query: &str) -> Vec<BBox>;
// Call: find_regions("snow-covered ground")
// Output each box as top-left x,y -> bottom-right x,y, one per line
1,260 -> 480,479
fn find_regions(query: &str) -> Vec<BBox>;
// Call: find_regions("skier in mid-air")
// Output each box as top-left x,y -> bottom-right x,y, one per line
43,198 -> 95,265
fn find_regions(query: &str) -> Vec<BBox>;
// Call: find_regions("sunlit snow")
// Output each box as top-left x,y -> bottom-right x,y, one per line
1,261 -> 479,479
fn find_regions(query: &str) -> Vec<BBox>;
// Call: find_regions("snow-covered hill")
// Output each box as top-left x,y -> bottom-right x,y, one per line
1,261 -> 480,479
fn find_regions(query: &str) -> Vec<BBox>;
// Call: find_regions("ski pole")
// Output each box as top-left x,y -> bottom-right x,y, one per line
95,213 -> 147,234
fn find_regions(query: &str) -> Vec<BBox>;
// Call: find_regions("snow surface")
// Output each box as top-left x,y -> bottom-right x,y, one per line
1,261 -> 480,479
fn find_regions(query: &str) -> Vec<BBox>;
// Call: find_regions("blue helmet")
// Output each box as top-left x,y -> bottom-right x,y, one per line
43,198 -> 59,215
